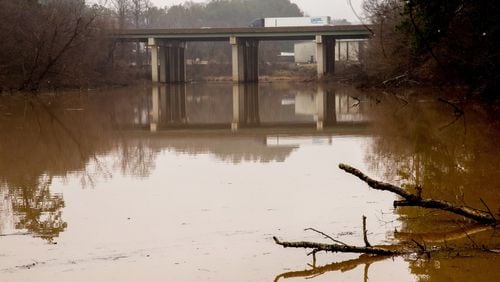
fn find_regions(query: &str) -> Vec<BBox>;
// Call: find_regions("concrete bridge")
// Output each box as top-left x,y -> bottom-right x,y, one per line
114,25 -> 371,83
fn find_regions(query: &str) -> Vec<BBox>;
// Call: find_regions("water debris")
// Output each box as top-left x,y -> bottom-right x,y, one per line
16,261 -> 38,270
274,163 -> 498,261
338,163 -> 497,225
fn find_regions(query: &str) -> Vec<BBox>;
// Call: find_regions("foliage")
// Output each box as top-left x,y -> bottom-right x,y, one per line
0,0 -> 132,91
363,0 -> 499,99
0,0 -> 305,91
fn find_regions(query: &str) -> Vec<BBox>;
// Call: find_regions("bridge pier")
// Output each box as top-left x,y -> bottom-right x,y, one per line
161,41 -> 186,83
148,38 -> 186,84
231,37 -> 259,83
316,35 -> 336,79
148,38 -> 160,83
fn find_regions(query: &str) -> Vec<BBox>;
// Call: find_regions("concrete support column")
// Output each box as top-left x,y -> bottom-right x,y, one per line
245,40 -> 259,82
159,45 -> 167,83
325,37 -> 336,74
316,35 -> 326,79
231,37 -> 259,83
157,41 -> 186,84
169,42 -> 186,83
148,38 -> 159,83
231,36 -> 245,82
316,35 -> 336,79
179,43 -> 186,82
169,44 -> 178,82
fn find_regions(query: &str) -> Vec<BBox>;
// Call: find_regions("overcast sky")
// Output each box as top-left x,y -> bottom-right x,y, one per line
146,0 -> 365,23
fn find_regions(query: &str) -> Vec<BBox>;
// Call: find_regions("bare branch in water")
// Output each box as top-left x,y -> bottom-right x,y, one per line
339,164 -> 497,225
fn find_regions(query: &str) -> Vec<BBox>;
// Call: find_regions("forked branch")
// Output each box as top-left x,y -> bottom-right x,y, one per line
273,236 -> 401,256
338,164 -> 497,225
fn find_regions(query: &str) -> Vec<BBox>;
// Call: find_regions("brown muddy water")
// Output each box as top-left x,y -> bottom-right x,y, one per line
0,82 -> 499,281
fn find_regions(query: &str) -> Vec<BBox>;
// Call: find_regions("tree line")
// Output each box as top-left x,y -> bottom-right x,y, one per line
0,0 -> 306,92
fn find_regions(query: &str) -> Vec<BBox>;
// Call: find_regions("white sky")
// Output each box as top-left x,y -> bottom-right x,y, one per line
146,0 -> 365,23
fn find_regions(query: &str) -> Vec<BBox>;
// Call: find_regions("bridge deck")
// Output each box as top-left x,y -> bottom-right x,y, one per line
115,25 -> 372,41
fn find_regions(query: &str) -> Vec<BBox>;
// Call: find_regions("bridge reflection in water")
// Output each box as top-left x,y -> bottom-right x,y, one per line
147,83 -> 368,132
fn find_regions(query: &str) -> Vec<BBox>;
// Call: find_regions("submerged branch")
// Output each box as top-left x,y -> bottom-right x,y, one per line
338,164 -> 497,225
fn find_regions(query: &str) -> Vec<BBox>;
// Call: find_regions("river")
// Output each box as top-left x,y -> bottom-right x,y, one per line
0,82 -> 498,281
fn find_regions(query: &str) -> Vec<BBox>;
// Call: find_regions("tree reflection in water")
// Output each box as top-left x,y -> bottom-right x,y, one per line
274,92 -> 499,282
364,92 -> 500,281
0,89 -> 156,241
6,175 -> 66,241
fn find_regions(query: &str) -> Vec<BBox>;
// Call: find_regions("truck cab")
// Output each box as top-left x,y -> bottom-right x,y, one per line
249,18 -> 265,28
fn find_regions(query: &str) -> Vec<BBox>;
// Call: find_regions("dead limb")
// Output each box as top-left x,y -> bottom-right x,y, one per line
304,228 -> 348,246
275,216 -> 406,257
273,236 -> 401,256
338,164 -> 497,225
273,164 -> 497,263
362,216 -> 372,247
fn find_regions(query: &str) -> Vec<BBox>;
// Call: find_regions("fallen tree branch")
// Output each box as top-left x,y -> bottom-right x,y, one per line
338,164 -> 497,225
273,236 -> 402,256
362,216 -> 372,247
273,164 -> 498,264
304,228 -> 348,246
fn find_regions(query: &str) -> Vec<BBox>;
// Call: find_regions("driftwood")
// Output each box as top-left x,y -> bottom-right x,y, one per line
338,164 -> 497,225
274,164 -> 498,261
274,216 -> 411,257
273,236 -> 402,256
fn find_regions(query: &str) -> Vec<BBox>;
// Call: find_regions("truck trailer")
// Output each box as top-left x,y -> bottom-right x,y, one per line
249,16 -> 332,28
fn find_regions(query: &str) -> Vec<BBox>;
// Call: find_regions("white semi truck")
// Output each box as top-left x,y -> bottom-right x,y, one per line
249,16 -> 332,28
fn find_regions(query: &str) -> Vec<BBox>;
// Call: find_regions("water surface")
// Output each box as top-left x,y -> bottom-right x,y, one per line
0,83 -> 498,281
